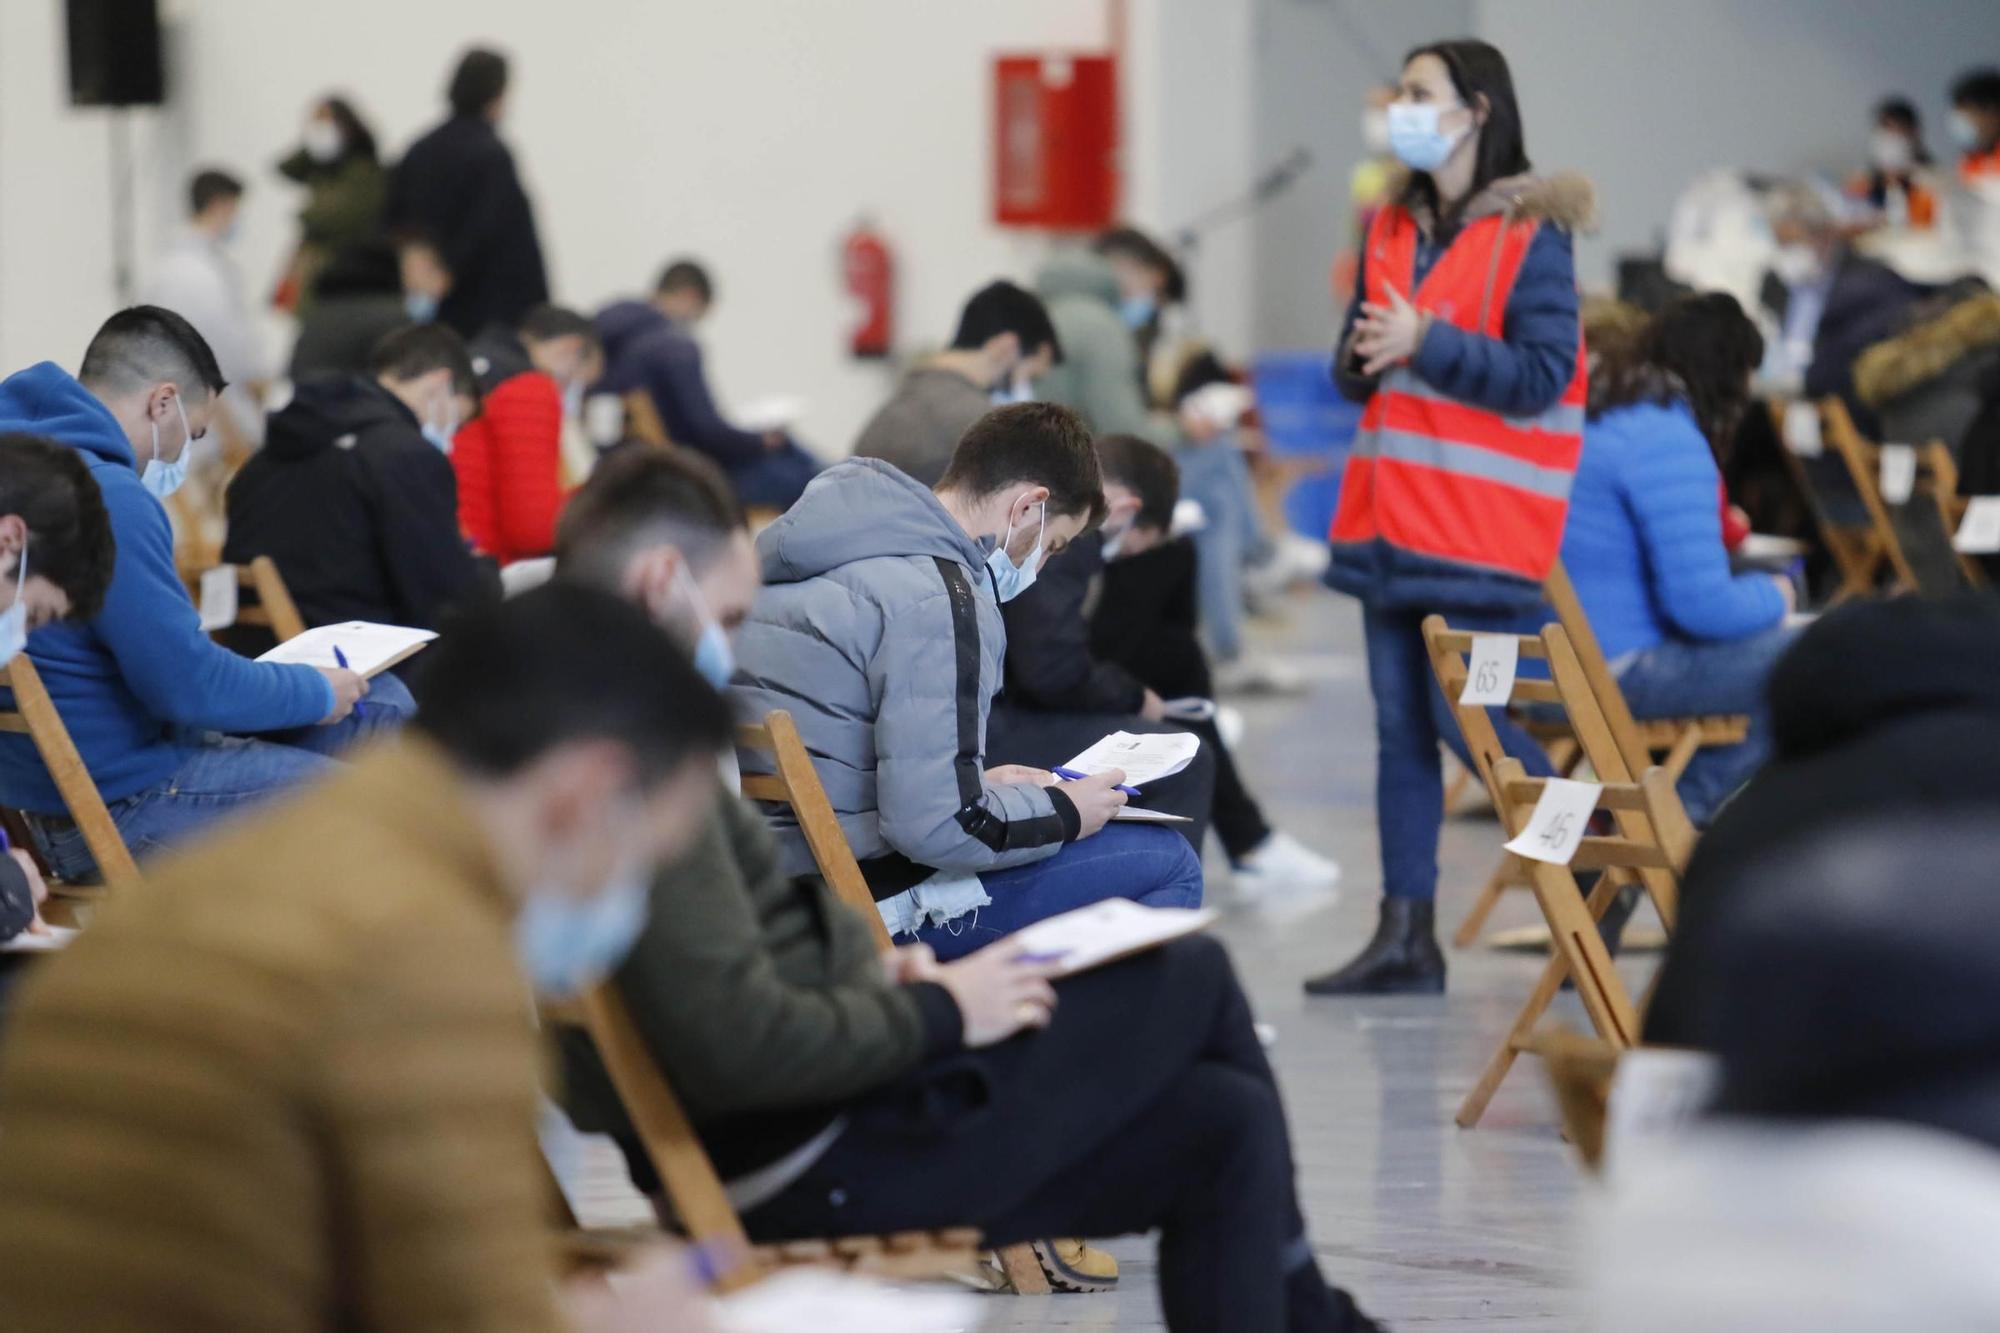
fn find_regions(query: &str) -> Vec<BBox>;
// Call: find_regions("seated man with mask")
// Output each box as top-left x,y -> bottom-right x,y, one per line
550,446 -> 1380,1324
852,280 -> 1061,486
732,402 -> 1204,961
0,307 -> 410,884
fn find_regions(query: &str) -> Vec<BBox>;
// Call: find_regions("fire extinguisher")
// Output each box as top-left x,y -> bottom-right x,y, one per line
842,219 -> 894,360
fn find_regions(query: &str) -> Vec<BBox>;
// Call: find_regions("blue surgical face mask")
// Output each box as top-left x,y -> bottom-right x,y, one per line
985,501 -> 1046,602
405,291 -> 440,323
421,394 -> 459,453
1118,293 -> 1157,329
1386,101 -> 1466,173
1951,110 -> 1982,151
0,544 -> 30,667
672,561 -> 735,691
990,369 -> 1036,406
514,853 -> 652,997
140,395 -> 194,500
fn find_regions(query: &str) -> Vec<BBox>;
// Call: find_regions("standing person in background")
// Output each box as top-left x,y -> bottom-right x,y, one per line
1950,68 -> 2000,183
385,47 -> 550,337
852,280 -> 1061,486
453,305 -> 603,564
142,169 -> 269,456
595,259 -> 821,509
1847,96 -> 1937,228
1092,225 -> 1190,409
1305,38 -> 1590,997
274,95 -> 387,314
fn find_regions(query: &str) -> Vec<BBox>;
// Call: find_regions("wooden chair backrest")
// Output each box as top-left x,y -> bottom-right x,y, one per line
1542,561 -> 1654,780
623,391 -> 675,450
0,656 -> 140,889
736,710 -> 893,951
1918,440 -> 1988,590
1819,396 -> 1919,590
184,557 -> 308,644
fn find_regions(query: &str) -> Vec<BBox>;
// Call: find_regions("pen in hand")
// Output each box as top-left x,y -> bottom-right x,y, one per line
332,645 -> 367,719
1052,766 -> 1141,798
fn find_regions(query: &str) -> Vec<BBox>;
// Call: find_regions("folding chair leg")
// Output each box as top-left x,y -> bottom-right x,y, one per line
1456,871 -> 1634,1129
1659,724 -> 1704,783
996,1243 -> 1051,1295
1442,758 -> 1478,816
1452,853 -> 1524,948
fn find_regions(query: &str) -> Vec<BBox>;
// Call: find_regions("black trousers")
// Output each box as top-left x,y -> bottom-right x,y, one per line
985,705 -> 1216,852
740,936 -> 1362,1332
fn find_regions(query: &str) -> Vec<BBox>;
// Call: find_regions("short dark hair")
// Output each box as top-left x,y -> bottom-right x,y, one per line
368,322 -> 482,411
188,168 -> 243,216
518,304 -> 602,355
1875,95 -> 1920,133
1951,68 -> 2000,112
654,259 -> 713,304
318,94 -> 379,163
937,402 -> 1106,526
1093,227 -> 1186,304
1095,434 -> 1180,532
1588,291 -> 1764,453
79,306 -> 227,401
1399,39 -> 1531,220
413,582 -> 730,787
1170,350 -> 1236,408
555,446 -> 745,586
447,47 -> 509,117
951,281 -> 1062,361
0,433 -> 115,620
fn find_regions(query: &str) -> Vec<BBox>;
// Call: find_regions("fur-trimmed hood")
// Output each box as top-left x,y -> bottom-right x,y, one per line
1853,292 -> 2000,408
1388,168 -> 1599,234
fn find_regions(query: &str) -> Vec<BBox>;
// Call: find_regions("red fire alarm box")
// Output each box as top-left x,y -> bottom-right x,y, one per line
993,53 -> 1119,230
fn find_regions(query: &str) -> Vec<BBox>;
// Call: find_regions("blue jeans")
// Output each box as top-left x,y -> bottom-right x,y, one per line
30,674 -> 416,882
725,441 -> 823,512
1614,624 -> 1797,824
1176,441 -> 1270,664
1362,602 -> 1557,902
909,824 -> 1207,962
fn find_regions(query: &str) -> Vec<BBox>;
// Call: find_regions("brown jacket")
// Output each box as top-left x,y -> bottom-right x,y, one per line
0,740 -> 559,1333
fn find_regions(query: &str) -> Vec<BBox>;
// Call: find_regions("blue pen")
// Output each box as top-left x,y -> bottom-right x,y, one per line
1052,765 -> 1141,798
332,645 -> 367,719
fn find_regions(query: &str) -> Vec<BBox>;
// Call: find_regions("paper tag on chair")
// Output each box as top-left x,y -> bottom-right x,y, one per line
1954,496 -> 2000,553
1603,1047 -> 1720,1176
1878,444 -> 1917,505
1503,778 -> 1601,865
1458,634 -> 1520,706
197,566 -> 238,631
1781,401 -> 1822,457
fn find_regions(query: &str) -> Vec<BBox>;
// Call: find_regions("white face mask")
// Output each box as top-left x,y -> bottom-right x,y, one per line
1772,243 -> 1824,287
140,394 -> 195,499
1871,129 -> 1914,173
303,118 -> 344,163
0,543 -> 30,667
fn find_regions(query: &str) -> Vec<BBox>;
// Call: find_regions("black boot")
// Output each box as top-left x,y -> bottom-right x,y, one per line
1302,899 -> 1445,996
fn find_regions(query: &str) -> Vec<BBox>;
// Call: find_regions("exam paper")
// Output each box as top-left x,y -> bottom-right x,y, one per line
735,395 -> 806,434
1062,730 -> 1200,787
257,621 -> 437,677
1006,898 -> 1217,979
1112,806 -> 1193,824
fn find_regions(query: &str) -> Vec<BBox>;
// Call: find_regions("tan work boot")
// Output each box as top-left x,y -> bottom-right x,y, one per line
1031,1238 -> 1119,1292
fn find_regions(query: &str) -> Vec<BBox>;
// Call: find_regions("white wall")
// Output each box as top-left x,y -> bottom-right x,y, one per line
1475,0 -> 2000,289
1,0 -> 1159,453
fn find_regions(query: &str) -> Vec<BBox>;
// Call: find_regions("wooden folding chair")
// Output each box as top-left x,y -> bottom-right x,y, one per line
1531,1029 -> 1622,1172
1910,441 -> 1987,592
623,391 -> 675,449
186,556 -> 308,645
1771,396 -> 1916,602
1424,617 -> 1698,1128
0,656 -> 141,905
1449,563 -> 1746,947
563,709 -> 1032,1295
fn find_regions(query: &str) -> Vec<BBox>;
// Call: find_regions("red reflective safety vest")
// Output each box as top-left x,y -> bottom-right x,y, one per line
1328,201 -> 1586,608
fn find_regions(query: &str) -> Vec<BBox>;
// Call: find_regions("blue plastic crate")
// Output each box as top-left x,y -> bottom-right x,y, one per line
1251,351 -> 1361,460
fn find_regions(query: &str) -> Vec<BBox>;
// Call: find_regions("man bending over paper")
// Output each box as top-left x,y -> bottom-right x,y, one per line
731,402 -> 1203,959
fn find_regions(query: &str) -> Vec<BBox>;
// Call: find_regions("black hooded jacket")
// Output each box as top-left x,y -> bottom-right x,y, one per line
1646,594 -> 2000,1044
224,376 -> 499,633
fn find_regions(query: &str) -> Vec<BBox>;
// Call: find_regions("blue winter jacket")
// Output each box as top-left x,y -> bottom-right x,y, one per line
1561,399 -> 1786,663
595,301 -> 770,467
0,363 -> 332,812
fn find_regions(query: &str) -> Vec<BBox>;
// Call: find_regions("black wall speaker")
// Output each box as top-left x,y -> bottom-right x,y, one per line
66,0 -> 165,107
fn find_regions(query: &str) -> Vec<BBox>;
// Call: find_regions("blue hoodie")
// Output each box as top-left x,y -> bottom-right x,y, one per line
0,363 -> 333,812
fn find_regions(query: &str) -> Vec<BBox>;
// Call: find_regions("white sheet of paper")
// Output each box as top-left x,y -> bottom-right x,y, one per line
197,565 -> 238,632
1169,497 -> 1208,536
583,393 -> 627,447
1184,382 -> 1254,431
735,395 -> 806,434
1006,898 -> 1217,978
1955,496 -> 2000,553
500,557 -> 556,598
256,621 -> 437,676
1782,400 -> 1823,456
1735,532 -> 1810,560
1458,634 -> 1520,706
1878,444 -> 1917,505
710,1268 -> 986,1333
1503,777 -> 1601,865
1112,806 -> 1194,824
1603,1047 -> 1721,1177
1062,730 -> 1201,787
1,924 -> 78,953
1158,696 -> 1217,723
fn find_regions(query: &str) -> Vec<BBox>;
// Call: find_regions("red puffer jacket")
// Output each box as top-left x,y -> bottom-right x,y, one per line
451,370 -> 564,564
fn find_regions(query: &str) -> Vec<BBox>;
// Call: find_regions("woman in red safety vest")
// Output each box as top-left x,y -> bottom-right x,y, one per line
1305,39 -> 1596,997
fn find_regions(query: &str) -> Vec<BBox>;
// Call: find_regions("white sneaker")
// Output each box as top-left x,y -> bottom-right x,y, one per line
1212,656 -> 1307,696
1215,703 -> 1246,750
1231,832 -> 1342,920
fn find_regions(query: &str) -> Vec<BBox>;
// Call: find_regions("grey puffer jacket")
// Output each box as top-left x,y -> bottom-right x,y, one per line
733,460 -> 1079,893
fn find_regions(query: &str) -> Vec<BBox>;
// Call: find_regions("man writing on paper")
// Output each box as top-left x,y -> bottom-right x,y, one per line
0,308 -> 411,883
226,322 -> 501,638
549,447 -> 1382,1329
732,402 -> 1203,961
0,586 -> 730,1332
